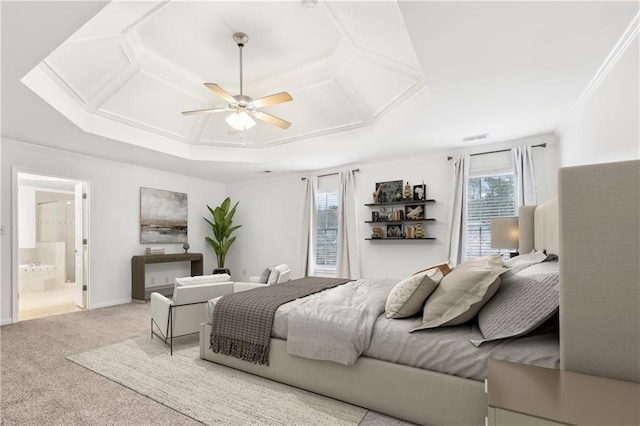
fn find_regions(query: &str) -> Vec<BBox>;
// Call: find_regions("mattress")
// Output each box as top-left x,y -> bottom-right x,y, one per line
206,279 -> 559,381
365,315 -> 559,381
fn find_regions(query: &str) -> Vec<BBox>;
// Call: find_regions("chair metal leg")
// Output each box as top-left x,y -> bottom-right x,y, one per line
169,305 -> 173,356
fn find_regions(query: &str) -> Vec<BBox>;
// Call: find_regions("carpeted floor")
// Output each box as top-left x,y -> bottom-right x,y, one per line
69,336 -> 366,425
0,302 -> 414,425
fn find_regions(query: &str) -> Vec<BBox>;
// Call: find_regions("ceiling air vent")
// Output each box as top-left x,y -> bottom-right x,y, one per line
462,133 -> 489,142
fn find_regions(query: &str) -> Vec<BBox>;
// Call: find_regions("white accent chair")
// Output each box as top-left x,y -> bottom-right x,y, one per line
233,264 -> 291,292
150,274 -> 233,354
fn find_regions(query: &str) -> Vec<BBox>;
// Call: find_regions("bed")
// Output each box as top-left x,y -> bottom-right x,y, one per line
200,160 -> 639,425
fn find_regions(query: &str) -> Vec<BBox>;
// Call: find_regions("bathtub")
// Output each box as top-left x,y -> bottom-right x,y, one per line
19,264 -> 56,292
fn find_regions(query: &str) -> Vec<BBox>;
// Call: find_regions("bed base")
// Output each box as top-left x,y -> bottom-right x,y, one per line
200,323 -> 485,425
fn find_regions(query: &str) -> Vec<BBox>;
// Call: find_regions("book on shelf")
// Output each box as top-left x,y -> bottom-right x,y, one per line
145,247 -> 165,255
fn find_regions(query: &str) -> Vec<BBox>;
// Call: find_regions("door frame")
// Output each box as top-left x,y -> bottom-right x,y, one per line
11,166 -> 91,323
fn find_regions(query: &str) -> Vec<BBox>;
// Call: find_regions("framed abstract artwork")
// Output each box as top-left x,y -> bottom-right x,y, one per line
140,187 -> 188,243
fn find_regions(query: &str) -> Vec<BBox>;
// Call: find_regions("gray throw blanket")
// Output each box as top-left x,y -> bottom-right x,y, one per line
210,277 -> 352,365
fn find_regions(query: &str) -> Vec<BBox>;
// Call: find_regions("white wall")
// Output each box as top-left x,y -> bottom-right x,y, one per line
558,37 -> 639,166
1,139 -> 226,323
226,134 -> 560,282
355,154 -> 452,279
226,174 -> 307,282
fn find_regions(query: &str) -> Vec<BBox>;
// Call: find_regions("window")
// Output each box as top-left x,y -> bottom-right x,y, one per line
465,156 -> 517,259
314,175 -> 339,272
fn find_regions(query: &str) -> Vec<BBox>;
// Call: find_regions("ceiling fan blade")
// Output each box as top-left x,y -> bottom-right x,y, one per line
253,111 -> 291,129
204,83 -> 236,104
181,107 -> 229,116
252,92 -> 293,108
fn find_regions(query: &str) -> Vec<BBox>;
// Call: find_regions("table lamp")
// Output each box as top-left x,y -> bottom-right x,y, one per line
490,217 -> 519,256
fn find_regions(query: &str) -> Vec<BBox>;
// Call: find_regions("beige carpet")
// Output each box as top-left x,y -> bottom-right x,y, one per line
1,303 -> 411,425
69,335 -> 367,425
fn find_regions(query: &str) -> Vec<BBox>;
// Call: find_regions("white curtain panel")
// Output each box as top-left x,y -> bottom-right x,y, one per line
512,145 -> 537,207
336,170 -> 360,279
447,154 -> 470,266
301,176 -> 317,277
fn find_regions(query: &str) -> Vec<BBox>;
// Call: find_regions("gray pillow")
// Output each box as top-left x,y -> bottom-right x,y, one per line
258,268 -> 272,284
471,261 -> 559,346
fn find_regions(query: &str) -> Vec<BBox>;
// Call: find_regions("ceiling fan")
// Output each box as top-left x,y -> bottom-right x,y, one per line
181,32 -> 292,132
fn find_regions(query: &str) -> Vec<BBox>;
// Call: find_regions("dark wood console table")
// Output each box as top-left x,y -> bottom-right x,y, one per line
131,253 -> 203,301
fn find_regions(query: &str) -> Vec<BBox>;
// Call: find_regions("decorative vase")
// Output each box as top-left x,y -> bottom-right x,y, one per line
404,182 -> 412,199
213,268 -> 231,275
415,223 -> 425,239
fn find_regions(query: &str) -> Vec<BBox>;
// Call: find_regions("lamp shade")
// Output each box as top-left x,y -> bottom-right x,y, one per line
490,217 -> 519,249
226,111 -> 256,130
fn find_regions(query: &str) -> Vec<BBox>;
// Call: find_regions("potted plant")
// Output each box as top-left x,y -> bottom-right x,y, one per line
204,197 -> 241,275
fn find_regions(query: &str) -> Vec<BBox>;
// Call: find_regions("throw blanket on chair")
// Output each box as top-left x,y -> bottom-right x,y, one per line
210,277 -> 352,365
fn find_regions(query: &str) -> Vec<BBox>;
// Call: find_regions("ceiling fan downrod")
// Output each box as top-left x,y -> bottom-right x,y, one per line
233,32 -> 248,97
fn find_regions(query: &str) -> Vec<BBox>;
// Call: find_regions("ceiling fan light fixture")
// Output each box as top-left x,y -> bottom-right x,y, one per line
226,111 -> 256,130
182,32 -> 292,132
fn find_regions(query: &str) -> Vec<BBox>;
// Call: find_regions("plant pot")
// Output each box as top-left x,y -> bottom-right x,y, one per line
213,268 -> 231,276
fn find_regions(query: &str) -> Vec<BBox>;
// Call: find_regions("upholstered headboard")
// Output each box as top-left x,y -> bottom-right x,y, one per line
518,196 -> 559,255
517,161 -> 639,384
559,160 -> 639,383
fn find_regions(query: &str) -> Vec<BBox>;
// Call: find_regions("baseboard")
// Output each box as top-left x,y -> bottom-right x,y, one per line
1,318 -> 14,326
90,298 -> 135,309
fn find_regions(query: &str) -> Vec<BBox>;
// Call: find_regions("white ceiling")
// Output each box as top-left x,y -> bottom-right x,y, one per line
2,1 -> 638,183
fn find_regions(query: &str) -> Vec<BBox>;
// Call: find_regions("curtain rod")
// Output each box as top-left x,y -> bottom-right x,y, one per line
301,169 -> 360,181
446,143 -> 547,161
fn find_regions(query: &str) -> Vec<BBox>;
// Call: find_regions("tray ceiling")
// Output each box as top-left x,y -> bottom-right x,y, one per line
22,1 -> 424,162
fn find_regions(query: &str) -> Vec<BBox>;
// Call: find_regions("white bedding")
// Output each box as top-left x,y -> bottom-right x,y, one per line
287,278 -> 395,365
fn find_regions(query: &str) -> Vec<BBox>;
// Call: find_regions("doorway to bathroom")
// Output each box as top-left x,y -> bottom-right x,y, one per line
16,172 -> 89,321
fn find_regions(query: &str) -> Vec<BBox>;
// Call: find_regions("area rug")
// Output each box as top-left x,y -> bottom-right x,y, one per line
67,336 -> 367,425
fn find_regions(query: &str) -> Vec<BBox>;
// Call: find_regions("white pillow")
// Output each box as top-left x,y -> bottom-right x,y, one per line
266,267 -> 280,285
503,249 -> 548,269
385,267 -> 444,319
455,254 -> 504,270
267,264 -> 290,284
173,274 -> 231,299
175,274 -> 231,287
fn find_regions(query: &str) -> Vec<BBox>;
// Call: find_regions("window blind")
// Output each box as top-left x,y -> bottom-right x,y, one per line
465,173 -> 516,259
315,175 -> 339,268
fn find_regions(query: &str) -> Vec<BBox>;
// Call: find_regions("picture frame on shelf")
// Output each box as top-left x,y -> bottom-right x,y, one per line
375,180 -> 403,203
413,184 -> 426,201
386,224 -> 403,238
371,227 -> 384,239
405,204 -> 425,220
